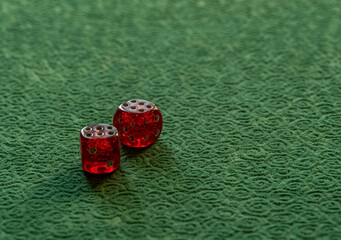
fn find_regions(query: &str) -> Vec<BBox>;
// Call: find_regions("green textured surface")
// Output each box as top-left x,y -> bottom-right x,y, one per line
1,0 -> 341,239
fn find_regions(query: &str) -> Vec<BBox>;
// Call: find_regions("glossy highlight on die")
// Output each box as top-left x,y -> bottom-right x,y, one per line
80,123 -> 120,174
113,99 -> 163,148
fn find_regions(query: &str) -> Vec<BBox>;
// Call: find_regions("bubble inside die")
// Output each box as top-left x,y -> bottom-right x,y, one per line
113,99 -> 163,148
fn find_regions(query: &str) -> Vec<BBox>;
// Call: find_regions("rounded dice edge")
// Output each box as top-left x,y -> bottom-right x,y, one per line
80,123 -> 120,174
113,99 -> 163,148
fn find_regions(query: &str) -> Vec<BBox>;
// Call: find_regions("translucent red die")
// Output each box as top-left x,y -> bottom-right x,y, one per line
80,123 -> 120,174
113,99 -> 163,148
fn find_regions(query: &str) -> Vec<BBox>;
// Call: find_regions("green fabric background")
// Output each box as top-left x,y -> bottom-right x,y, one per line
0,0 -> 340,239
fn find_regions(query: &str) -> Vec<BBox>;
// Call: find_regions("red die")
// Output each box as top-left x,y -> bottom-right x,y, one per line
113,99 -> 163,148
80,124 -> 120,174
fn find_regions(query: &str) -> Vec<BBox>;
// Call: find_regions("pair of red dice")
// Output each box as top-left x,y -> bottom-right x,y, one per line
80,99 -> 163,174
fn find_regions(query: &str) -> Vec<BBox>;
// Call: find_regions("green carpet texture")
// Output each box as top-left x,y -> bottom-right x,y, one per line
1,0 -> 341,239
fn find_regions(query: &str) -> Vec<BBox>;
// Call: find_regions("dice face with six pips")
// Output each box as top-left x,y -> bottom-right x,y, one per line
80,123 -> 120,174
113,99 -> 163,148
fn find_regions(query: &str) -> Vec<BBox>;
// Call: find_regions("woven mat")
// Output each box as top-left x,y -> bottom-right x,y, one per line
0,0 -> 340,239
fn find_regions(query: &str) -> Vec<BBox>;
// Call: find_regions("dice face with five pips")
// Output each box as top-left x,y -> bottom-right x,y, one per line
113,99 -> 163,148
80,123 -> 120,174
